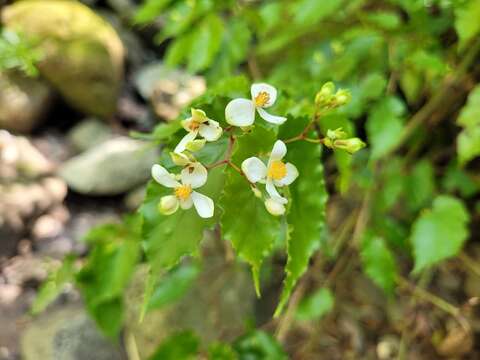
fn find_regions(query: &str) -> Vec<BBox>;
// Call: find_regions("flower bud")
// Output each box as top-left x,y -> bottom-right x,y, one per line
265,198 -> 285,216
170,152 -> 193,166
315,82 -> 336,105
326,127 -> 347,141
158,195 -> 179,215
333,137 -> 366,154
334,89 -> 351,106
185,139 -> 206,152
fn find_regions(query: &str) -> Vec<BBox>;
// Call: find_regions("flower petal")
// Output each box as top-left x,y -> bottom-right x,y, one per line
257,108 -> 287,125
269,140 -> 287,162
276,162 -> 299,186
151,164 -> 180,188
225,98 -> 255,127
181,162 -> 208,188
180,196 -> 193,209
159,195 -> 179,215
191,191 -> 214,218
199,120 -> 223,141
264,197 -> 285,216
174,131 -> 198,153
241,157 -> 267,183
191,108 -> 208,123
266,179 -> 288,204
181,118 -> 193,132
251,83 -> 277,107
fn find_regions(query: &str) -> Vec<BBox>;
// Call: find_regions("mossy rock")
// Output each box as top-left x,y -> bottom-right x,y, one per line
2,0 -> 124,117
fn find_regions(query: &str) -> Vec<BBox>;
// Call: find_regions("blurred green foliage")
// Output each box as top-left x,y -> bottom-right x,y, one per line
0,28 -> 41,76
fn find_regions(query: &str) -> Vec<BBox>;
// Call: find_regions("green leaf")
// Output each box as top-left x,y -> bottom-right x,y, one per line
360,234 -> 398,294
456,85 -> 480,165
152,121 -> 182,141
410,196 -> 470,274
275,140 -> 327,316
133,0 -> 173,24
76,216 -> 142,337
365,11 -> 402,30
146,262 -> 200,311
291,0 -> 344,27
366,96 -> 406,160
140,167 -> 224,272
234,331 -> 287,360
296,288 -> 334,321
455,0 -> 480,49
31,255 -> 76,315
220,126 -> 282,295
208,343 -> 238,360
187,14 -> 225,73
149,331 -> 199,360
406,159 -> 436,213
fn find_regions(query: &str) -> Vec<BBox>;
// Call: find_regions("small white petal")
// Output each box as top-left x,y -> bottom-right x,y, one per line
266,179 -> 288,204
264,198 -> 285,216
269,140 -> 287,162
257,108 -> 287,125
276,163 -> 299,186
199,120 -> 222,141
180,196 -> 193,209
241,157 -> 267,183
251,83 -> 277,107
159,195 -> 179,215
174,131 -> 198,153
191,191 -> 214,218
225,98 -> 255,127
151,164 -> 180,188
181,162 -> 208,188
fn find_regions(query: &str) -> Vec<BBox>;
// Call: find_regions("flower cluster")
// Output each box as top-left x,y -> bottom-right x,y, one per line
150,81 -> 364,218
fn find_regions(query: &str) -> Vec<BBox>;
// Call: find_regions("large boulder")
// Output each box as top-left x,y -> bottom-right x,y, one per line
2,0 -> 125,117
58,137 -> 158,195
0,71 -> 53,133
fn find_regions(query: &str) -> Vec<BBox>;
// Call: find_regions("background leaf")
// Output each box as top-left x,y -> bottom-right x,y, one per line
296,288 -> 334,321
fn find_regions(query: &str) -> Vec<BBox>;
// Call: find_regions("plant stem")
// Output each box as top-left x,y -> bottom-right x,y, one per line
458,251 -> 480,278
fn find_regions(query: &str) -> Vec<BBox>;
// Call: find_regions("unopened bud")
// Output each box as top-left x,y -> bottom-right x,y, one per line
333,137 -> 366,154
326,127 -> 347,141
334,89 -> 351,106
185,139 -> 206,152
170,152 -> 193,166
158,195 -> 179,215
315,82 -> 336,105
265,198 -> 286,216
252,187 -> 262,198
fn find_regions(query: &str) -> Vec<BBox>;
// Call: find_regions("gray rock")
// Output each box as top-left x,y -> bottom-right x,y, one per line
21,304 -> 126,360
2,0 -> 125,118
67,118 -> 114,152
133,62 -> 206,120
0,72 -> 53,133
59,137 -> 158,195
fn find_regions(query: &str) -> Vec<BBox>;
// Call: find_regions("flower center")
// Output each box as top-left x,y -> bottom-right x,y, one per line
254,91 -> 270,107
175,184 -> 192,200
268,161 -> 287,180
188,121 -> 201,131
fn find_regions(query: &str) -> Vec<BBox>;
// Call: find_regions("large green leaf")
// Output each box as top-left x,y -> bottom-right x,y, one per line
360,234 -> 398,294
366,96 -> 406,160
456,85 -> 480,165
140,167 -> 224,272
274,140 -> 327,315
455,0 -> 480,49
220,126 -> 282,295
410,196 -> 470,274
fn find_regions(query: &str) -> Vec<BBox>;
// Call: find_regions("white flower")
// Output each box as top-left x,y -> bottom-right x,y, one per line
225,83 -> 287,127
241,140 -> 298,214
174,108 -> 222,153
151,162 -> 214,218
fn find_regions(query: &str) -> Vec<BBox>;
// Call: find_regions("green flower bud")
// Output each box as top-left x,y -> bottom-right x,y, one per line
334,89 -> 351,106
158,195 -> 179,215
333,137 -> 366,154
326,127 -> 347,140
170,152 -> 194,166
265,198 -> 285,216
252,187 -> 262,198
185,139 -> 206,152
315,82 -> 336,105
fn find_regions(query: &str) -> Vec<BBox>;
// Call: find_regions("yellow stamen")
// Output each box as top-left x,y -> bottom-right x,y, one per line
268,161 -> 287,180
254,91 -> 270,107
175,184 -> 192,200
